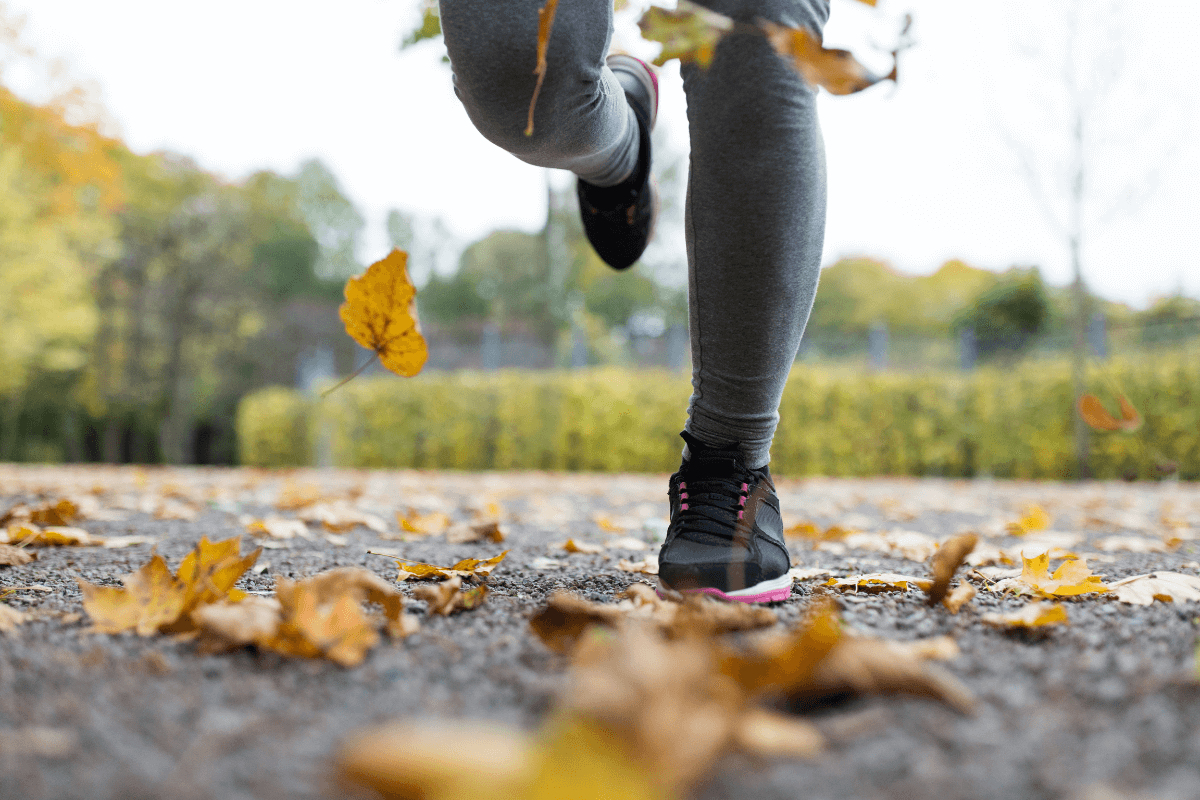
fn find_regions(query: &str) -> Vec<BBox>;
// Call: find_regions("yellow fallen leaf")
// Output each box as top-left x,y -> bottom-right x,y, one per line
338,249 -> 427,379
593,515 -> 625,533
942,582 -> 977,614
1108,572 -> 1200,605
6,524 -> 102,547
413,576 -> 490,616
928,533 -> 977,605
398,509 -> 452,536
981,601 -> 1068,629
28,499 -> 79,527
246,517 -> 309,540
824,573 -> 933,593
561,539 -> 605,555
1006,505 -> 1051,536
785,521 -> 853,541
1016,553 -> 1108,597
388,550 -> 509,582
445,520 -> 506,544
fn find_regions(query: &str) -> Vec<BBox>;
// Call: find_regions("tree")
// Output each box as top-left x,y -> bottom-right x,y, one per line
955,269 -> 1049,360
294,159 -> 365,281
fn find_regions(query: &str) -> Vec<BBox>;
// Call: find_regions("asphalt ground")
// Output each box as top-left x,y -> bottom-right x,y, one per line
1,466 -> 1198,800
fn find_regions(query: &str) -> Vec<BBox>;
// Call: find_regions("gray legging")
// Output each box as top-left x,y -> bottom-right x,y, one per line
439,0 -> 829,469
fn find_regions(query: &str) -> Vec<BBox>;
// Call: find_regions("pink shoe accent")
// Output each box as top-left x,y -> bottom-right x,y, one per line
741,482 -> 749,492
680,503 -> 688,510
657,584 -> 793,604
737,510 -> 744,519
738,496 -> 746,506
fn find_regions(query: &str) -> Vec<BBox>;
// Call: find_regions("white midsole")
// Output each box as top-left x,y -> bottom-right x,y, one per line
660,572 -> 793,598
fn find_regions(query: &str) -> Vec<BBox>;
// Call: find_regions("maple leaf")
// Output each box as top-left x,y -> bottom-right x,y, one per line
981,601 -> 1068,629
1108,572 -> 1200,605
385,550 -> 509,582
1079,393 -> 1142,432
637,1 -> 732,68
927,533 -> 977,605
1006,504 -> 1051,536
525,0 -> 560,136
78,536 -> 261,636
1015,552 -> 1108,597
336,249 -> 427,386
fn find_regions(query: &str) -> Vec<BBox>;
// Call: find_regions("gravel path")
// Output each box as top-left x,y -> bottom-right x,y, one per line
1,466 -> 1199,800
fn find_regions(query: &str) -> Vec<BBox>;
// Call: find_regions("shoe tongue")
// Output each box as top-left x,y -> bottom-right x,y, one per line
680,431 -> 743,478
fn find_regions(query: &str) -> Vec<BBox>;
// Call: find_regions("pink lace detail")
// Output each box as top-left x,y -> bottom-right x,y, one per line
681,503 -> 689,510
737,510 -> 744,519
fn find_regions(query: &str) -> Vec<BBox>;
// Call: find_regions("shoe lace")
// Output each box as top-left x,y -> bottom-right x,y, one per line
674,468 -> 756,543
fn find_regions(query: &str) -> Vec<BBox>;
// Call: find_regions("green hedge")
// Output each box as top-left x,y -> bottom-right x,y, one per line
236,360 -> 1200,479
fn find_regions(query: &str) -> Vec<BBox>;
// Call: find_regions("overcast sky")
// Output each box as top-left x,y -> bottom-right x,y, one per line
5,0 -> 1198,307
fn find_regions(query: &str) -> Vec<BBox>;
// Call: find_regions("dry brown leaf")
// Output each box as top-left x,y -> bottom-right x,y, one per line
413,575 -> 490,616
637,1 -> 732,68
841,530 -> 938,562
5,524 -> 102,547
788,567 -> 832,581
445,520 -> 506,544
1108,572 -> 1200,605
0,603 -> 26,633
981,601 -> 1068,629
617,554 -> 659,575
760,21 -> 895,95
784,521 -> 853,541
1095,535 -> 1173,553
398,509 -> 452,536
338,249 -> 428,379
1079,394 -> 1142,432
1013,553 -> 1108,597
388,550 -> 509,582
275,483 -> 325,511
928,533 -> 977,605
732,708 -> 824,759
525,0 -> 561,136
561,539 -> 605,555
300,503 -> 389,535
28,499 -> 79,527
0,543 -> 34,565
942,582 -> 977,614
101,535 -> 156,549
824,573 -> 933,594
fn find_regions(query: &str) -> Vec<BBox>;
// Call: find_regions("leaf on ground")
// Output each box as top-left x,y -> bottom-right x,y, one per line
785,521 -> 854,541
388,550 -> 509,582
941,582 -> 977,614
928,533 -> 977,605
101,535 -> 156,549
560,539 -> 605,555
28,499 -> 79,527
79,536 -> 261,636
246,517 -> 309,540
0,543 -> 34,565
1014,553 -> 1108,597
841,529 -> 939,561
788,566 -> 832,582
1095,535 -> 1174,553
0,603 -> 26,633
413,575 -> 490,615
1079,394 -> 1142,432
606,536 -> 649,552
445,520 -> 506,544
637,1 -> 733,68
824,573 -> 933,593
617,555 -> 659,575
760,21 -> 894,95
398,509 -> 452,536
890,636 -> 961,662
301,503 -> 390,535
981,601 -> 1068,629
339,249 -> 427,379
1108,572 -> 1200,605
732,708 -> 824,759
1006,504 -> 1051,536
525,0 -> 561,136
5,524 -> 102,547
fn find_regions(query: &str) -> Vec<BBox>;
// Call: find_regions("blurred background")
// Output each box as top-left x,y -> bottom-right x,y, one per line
0,0 -> 1197,474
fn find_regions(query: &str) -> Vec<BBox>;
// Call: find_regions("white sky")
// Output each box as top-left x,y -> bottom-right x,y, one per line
5,0 -> 1198,307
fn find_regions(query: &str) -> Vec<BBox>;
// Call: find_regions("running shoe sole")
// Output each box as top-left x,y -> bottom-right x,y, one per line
657,573 -> 793,604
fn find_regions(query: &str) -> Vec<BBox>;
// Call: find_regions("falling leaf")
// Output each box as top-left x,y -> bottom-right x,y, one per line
637,1 -> 732,68
1079,394 -> 1142,432
1006,504 -> 1051,536
338,249 -> 428,379
1108,572 -> 1200,605
0,603 -> 26,633
0,544 -> 34,565
1013,553 -> 1108,597
618,555 -> 659,575
78,536 -> 261,636
759,21 -> 895,95
942,582 -> 977,614
246,517 -> 310,540
413,575 -> 490,616
981,601 -> 1068,629
561,539 -> 605,555
525,0 -> 561,136
824,573 -> 933,593
385,550 -> 509,582
928,533 -> 977,605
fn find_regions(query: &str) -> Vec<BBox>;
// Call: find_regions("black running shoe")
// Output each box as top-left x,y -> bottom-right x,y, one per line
577,54 -> 659,271
658,431 -> 793,603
